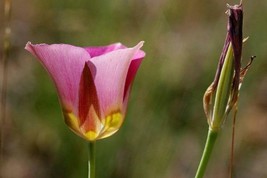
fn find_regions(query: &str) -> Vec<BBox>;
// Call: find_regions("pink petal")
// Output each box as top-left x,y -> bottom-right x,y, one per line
25,42 -> 91,114
123,50 -> 145,111
87,41 -> 144,117
84,43 -> 126,58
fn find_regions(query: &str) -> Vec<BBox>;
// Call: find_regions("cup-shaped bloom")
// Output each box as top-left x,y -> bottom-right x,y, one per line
25,41 -> 145,141
203,3 -> 253,131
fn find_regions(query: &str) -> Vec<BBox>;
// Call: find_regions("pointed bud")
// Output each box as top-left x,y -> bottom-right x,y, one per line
203,3 -> 253,131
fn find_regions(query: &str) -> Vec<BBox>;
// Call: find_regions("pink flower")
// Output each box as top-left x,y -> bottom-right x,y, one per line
25,41 -> 145,141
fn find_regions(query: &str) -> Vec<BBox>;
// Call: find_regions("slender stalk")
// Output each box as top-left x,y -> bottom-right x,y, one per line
1,0 -> 12,166
88,141 -> 96,178
195,129 -> 218,178
229,105 -> 238,178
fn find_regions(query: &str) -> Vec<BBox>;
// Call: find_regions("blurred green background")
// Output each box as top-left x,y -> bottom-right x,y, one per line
1,0 -> 267,177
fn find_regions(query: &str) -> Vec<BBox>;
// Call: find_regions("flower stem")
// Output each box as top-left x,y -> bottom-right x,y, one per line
88,141 -> 96,178
195,129 -> 218,178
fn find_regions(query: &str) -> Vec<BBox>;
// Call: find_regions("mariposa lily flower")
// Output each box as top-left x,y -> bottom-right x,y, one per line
25,41 -> 145,141
203,3 -> 253,131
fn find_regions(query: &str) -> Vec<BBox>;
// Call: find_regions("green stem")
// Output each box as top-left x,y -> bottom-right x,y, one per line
88,141 -> 96,178
195,129 -> 218,178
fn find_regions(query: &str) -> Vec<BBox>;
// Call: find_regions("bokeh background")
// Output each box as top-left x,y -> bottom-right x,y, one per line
1,0 -> 267,177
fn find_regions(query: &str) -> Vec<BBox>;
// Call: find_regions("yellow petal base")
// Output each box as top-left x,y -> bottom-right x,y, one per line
63,110 -> 123,141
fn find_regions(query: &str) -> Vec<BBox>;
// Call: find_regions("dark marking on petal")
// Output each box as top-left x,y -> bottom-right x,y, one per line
78,63 -> 100,127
